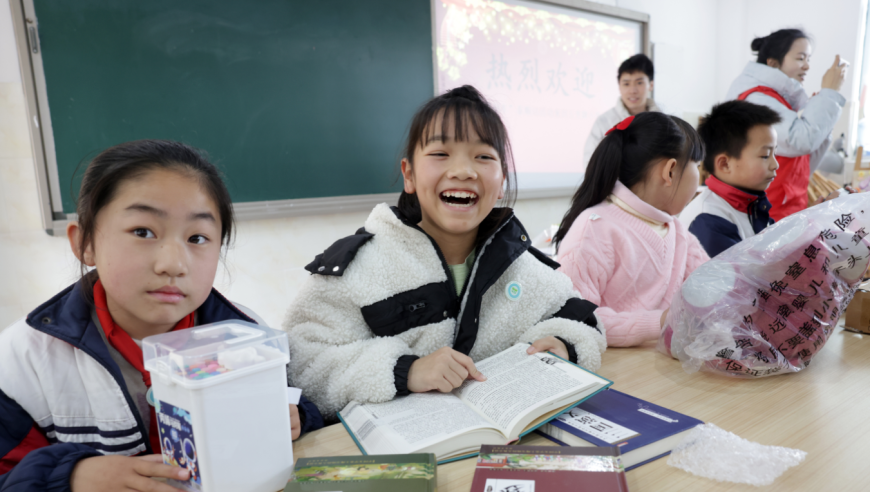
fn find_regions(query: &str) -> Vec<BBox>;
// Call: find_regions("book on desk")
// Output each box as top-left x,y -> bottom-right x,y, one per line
284,453 -> 437,492
470,444 -> 629,491
337,343 -> 612,464
537,389 -> 703,470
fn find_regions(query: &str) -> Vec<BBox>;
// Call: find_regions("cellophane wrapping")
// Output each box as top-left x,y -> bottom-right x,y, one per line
658,194 -> 870,377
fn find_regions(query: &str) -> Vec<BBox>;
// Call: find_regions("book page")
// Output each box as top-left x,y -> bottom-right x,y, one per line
456,344 -> 600,437
340,392 -> 495,455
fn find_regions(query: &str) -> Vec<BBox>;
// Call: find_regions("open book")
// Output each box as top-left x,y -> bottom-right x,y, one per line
337,343 -> 612,463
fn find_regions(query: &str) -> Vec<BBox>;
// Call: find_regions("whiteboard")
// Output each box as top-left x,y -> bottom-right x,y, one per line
433,0 -> 646,192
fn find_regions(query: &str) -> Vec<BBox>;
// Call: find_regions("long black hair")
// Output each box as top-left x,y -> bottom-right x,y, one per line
752,29 -> 810,66
397,85 -> 516,230
553,112 -> 704,249
74,139 -> 234,301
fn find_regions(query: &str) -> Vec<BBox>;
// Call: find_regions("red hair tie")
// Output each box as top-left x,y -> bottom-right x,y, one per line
605,115 -> 635,136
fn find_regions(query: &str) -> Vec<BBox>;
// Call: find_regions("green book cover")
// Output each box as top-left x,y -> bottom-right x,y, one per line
284,453 -> 437,492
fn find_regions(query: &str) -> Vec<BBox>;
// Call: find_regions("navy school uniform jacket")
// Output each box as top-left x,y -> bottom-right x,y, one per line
679,175 -> 775,258
0,282 -> 323,492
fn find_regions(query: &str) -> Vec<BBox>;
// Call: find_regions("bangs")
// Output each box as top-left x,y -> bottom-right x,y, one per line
412,98 -> 513,172
397,84 -> 517,225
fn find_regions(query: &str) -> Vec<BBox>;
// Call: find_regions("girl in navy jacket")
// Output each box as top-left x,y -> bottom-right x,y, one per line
0,140 -> 322,492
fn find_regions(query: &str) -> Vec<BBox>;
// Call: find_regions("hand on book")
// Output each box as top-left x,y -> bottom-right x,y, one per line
408,347 -> 487,393
71,454 -> 189,492
526,336 -> 569,360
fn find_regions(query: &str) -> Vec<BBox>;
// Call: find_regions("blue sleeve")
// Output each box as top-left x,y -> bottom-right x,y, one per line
298,395 -> 324,435
0,388 -> 100,492
688,213 -> 743,258
0,443 -> 101,492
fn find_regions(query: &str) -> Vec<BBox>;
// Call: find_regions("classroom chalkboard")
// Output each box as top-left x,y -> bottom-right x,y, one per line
31,0 -> 434,214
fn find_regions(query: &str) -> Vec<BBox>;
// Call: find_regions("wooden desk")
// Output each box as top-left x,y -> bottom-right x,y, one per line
293,327 -> 870,491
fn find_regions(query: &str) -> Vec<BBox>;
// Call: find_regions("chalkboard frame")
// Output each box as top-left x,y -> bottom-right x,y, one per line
11,0 -> 649,235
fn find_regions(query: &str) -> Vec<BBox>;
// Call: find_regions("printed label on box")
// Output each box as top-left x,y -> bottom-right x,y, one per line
483,478 -> 535,492
156,400 -> 202,491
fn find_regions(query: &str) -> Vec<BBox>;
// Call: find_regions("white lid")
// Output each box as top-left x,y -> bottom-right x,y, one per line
143,321 -> 289,388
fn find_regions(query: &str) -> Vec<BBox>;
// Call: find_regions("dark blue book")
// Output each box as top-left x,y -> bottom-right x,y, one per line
536,389 -> 703,470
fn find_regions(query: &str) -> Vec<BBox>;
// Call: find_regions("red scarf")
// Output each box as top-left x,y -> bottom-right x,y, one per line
93,279 -> 195,453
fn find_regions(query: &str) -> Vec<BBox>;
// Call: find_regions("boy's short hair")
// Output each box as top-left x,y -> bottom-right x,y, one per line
697,100 -> 782,174
617,54 -> 654,81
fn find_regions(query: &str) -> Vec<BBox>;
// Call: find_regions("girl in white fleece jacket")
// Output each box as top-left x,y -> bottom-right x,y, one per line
283,86 -> 606,419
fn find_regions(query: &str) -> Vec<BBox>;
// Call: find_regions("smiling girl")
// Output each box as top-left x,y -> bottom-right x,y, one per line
283,86 -> 605,420
0,140 -> 321,492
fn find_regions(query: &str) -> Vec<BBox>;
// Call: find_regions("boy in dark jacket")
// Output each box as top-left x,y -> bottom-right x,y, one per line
680,100 -> 782,257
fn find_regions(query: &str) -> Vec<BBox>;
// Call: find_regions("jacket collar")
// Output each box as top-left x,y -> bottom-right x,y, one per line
611,181 -> 674,224
705,175 -> 767,213
615,97 -> 660,118
26,281 -> 254,354
738,62 -> 807,109
388,205 -> 520,249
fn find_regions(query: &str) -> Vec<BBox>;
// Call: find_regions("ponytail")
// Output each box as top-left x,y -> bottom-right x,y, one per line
751,29 -> 810,66
553,113 -> 704,249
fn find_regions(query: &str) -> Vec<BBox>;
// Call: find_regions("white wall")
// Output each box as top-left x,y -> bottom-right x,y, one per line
715,0 -> 865,101
0,0 -> 19,83
617,0 -> 721,119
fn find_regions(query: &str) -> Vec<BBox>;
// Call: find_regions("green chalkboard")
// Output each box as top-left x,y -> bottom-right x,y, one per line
33,0 -> 434,213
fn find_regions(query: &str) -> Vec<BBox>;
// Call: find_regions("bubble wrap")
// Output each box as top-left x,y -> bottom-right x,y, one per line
668,423 -> 806,486
658,194 -> 870,377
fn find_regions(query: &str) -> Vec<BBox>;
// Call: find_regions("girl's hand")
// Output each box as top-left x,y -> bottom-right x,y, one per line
289,404 -> 301,440
408,347 -> 486,393
821,55 -> 848,92
527,336 -> 569,360
71,454 -> 189,492
660,308 -> 670,328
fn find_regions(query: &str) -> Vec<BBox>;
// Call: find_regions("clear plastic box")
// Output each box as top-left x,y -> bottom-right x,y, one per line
143,321 -> 293,492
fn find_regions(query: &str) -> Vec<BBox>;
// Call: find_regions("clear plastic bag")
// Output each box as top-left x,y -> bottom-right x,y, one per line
659,194 -> 870,377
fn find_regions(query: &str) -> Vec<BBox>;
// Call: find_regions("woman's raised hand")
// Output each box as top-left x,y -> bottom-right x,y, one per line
821,55 -> 848,92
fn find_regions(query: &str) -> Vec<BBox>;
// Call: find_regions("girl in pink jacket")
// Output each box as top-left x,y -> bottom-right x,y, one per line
554,113 -> 710,347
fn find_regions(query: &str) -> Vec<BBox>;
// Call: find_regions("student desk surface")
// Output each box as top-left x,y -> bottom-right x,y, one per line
292,326 -> 870,491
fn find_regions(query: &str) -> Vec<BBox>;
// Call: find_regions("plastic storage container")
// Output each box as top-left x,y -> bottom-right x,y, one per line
143,321 -> 293,492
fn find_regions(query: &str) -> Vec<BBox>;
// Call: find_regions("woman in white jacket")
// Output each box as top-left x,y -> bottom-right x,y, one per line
284,86 -> 605,419
725,29 -> 847,221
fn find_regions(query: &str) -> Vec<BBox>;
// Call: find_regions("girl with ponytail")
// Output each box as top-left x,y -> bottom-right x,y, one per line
554,112 -> 709,348
284,86 -> 605,419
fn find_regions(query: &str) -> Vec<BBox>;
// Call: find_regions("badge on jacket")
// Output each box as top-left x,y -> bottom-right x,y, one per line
505,281 -> 522,301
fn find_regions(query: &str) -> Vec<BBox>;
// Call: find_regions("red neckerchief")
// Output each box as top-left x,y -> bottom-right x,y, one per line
93,279 -> 195,452
705,175 -> 763,214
